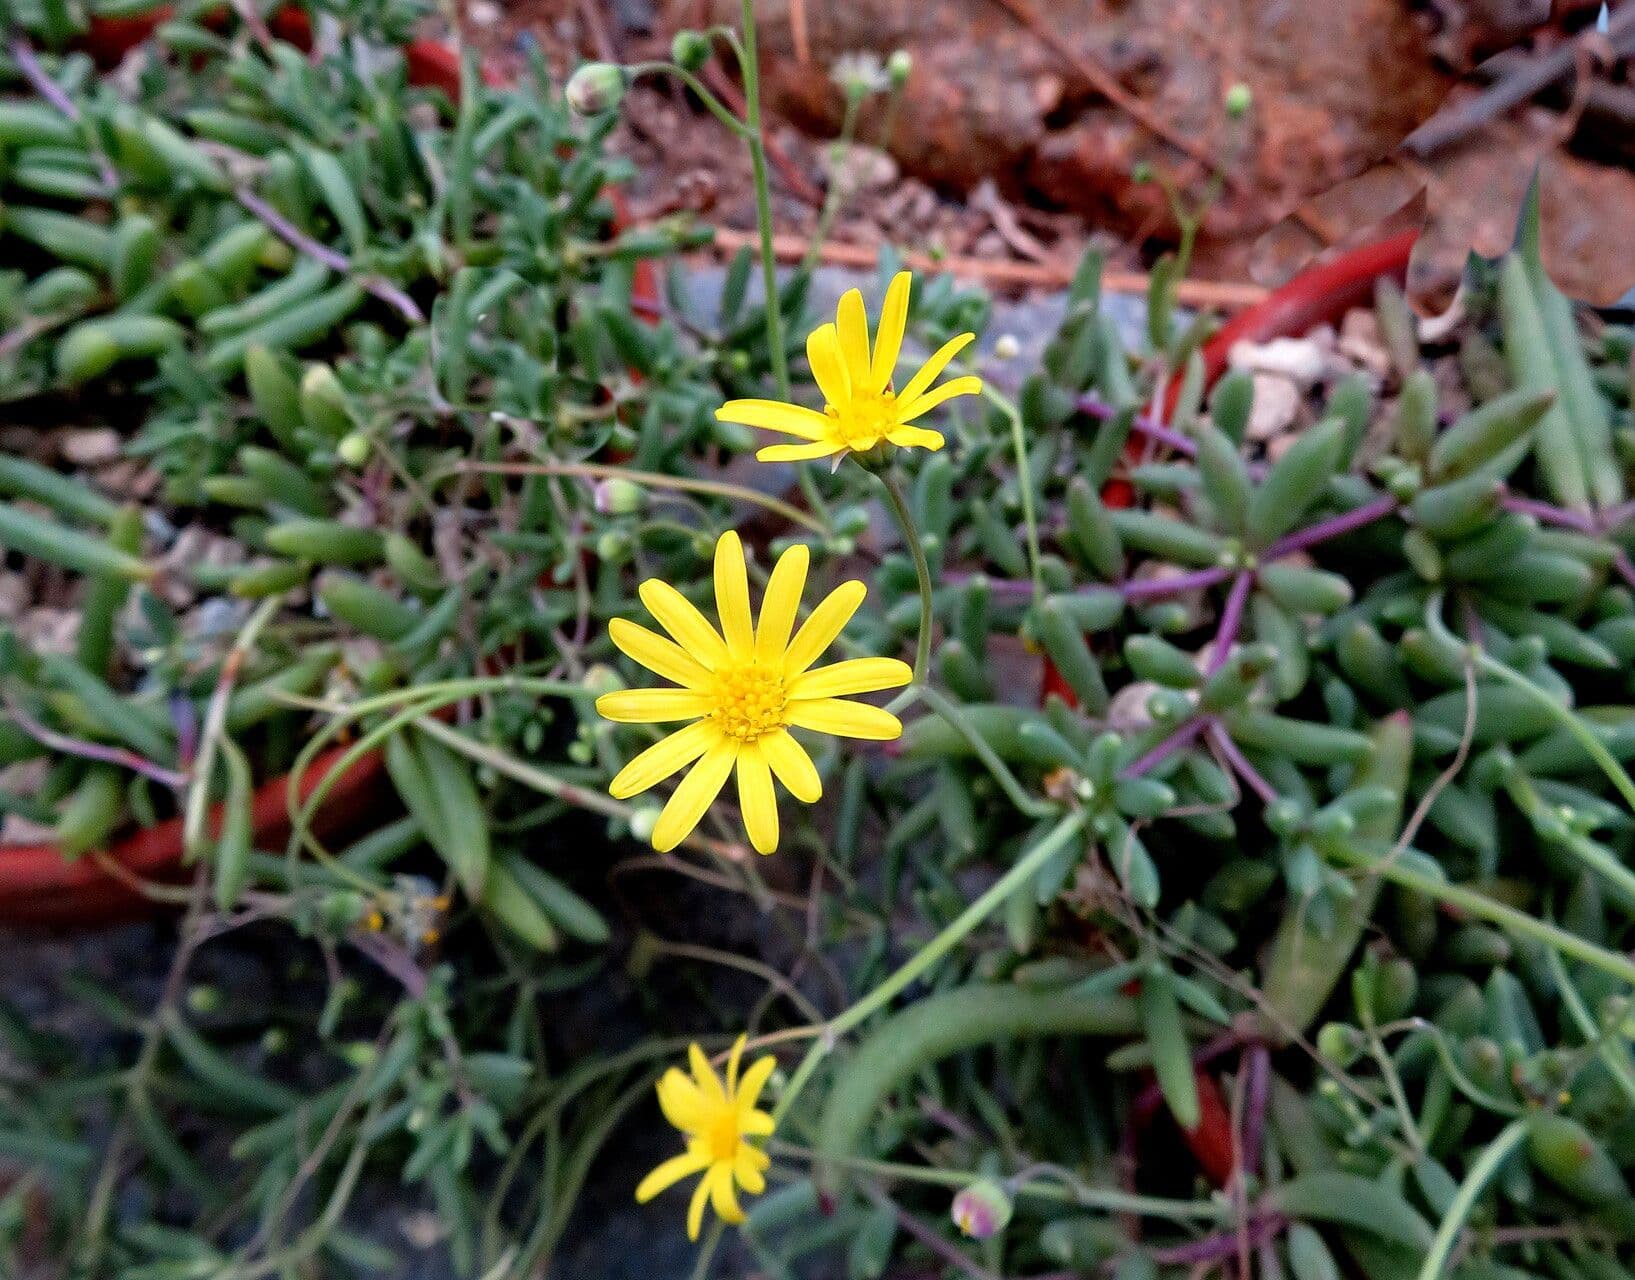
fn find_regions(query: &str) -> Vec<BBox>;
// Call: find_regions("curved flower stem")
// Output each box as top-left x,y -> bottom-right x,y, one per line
771,809 -> 1086,1126
783,1147 -> 1227,1221
983,385 -> 1045,604
801,88 -> 864,275
735,0 -> 789,405
1326,841 -> 1635,987
877,469 -> 934,683
627,62 -> 750,139
918,685 -> 1056,820
1415,1118 -> 1528,1280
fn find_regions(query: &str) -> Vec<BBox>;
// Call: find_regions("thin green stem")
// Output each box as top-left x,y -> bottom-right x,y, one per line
771,810 -> 1087,1125
877,469 -> 933,683
774,1146 -> 1228,1222
736,0 -> 788,404
983,385 -> 1044,603
627,62 -> 750,138
1416,1118 -> 1528,1280
1329,841 -> 1635,988
801,89 -> 863,275
690,1219 -> 726,1280
919,684 -> 1056,819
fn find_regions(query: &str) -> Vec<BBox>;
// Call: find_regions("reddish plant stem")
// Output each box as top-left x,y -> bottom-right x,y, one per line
1122,716 -> 1209,780
1205,572 -> 1252,674
2,694 -> 188,789
1239,1043 -> 1270,1178
1207,722 -> 1279,808
1263,494 -> 1398,560
1500,493 -> 1598,532
1150,1213 -> 1287,1266
234,189 -> 426,325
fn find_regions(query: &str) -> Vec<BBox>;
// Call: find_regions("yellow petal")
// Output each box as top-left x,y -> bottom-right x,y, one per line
757,440 -> 841,463
608,721 -> 721,800
783,580 -> 866,675
733,1146 -> 768,1195
895,331 -> 976,406
652,740 -> 738,852
596,689 -> 712,724
869,272 -> 912,393
885,424 -> 945,451
708,1162 -> 746,1225
806,323 -> 851,409
897,375 -> 983,425
689,1042 -> 726,1101
609,618 -> 712,689
686,1174 -> 711,1240
656,1067 -> 710,1132
735,1055 -> 777,1115
787,698 -> 903,741
835,288 -> 873,387
715,398 -> 832,440
735,741 -> 779,855
740,1108 -> 775,1138
713,530 -> 754,661
635,1149 -> 709,1204
756,543 -> 809,664
789,656 -> 912,701
725,1034 -> 747,1092
761,729 -> 822,804
639,580 -> 729,669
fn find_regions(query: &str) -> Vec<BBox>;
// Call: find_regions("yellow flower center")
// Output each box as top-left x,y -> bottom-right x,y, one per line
711,664 -> 788,742
826,389 -> 899,449
705,1105 -> 743,1162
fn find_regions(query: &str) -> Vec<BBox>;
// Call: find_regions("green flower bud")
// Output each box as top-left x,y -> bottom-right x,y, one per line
887,49 -> 913,86
339,1041 -> 377,1070
595,477 -> 644,515
1224,83 -> 1252,118
186,984 -> 221,1015
566,62 -> 627,116
336,431 -> 371,466
260,1026 -> 290,1054
671,29 -> 710,71
629,804 -> 662,842
1316,1022 -> 1365,1067
584,664 -> 623,697
951,1179 -> 1012,1239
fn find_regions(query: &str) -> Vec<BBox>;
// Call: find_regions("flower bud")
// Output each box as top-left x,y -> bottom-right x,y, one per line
951,1179 -> 1012,1239
1224,83 -> 1252,118
671,29 -> 710,72
993,334 -> 1021,360
186,984 -> 221,1015
629,804 -> 662,842
1316,1021 -> 1365,1067
584,663 -> 623,697
588,480 -> 637,516
887,49 -> 913,86
566,62 -> 627,116
337,431 -> 371,466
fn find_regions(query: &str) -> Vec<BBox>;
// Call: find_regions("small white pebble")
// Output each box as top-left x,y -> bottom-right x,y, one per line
1245,374 -> 1301,442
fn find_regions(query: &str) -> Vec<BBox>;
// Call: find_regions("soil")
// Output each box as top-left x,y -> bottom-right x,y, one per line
467,0 -> 1635,307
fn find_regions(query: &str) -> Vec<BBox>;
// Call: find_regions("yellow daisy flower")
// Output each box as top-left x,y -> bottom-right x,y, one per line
716,271 -> 982,463
635,1036 -> 777,1240
597,530 -> 910,854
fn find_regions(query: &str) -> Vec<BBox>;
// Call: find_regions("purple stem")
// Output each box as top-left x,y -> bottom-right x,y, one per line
234,189 -> 426,325
1613,548 -> 1635,592
1264,494 -> 1398,560
1500,493 -> 1598,533
1601,498 -> 1635,530
1077,392 -> 1197,458
2,695 -> 188,789
1123,565 -> 1233,602
1208,722 -> 1279,807
1205,573 -> 1252,675
1122,716 -> 1209,779
10,40 -> 120,191
1150,1214 -> 1288,1266
1240,1043 -> 1271,1178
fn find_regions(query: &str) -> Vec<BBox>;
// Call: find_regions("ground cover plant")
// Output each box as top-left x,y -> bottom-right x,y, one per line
2,2 -> 1635,1278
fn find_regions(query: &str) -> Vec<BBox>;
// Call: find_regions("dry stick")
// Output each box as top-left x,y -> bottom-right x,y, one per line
1402,6 -> 1635,158
706,228 -> 1270,310
234,189 -> 425,325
